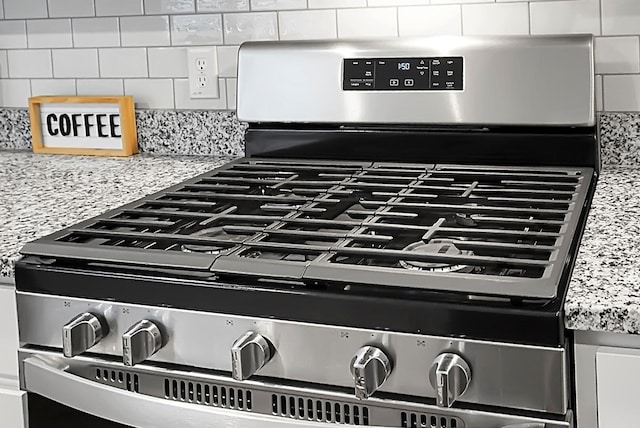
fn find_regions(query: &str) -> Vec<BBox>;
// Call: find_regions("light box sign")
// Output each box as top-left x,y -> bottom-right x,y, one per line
29,96 -> 138,156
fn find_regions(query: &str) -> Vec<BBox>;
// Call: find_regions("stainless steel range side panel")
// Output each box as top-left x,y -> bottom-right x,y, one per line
237,35 -> 595,127
17,292 -> 568,414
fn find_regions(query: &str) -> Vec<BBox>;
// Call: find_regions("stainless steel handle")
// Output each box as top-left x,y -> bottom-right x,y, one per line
428,353 -> 472,408
22,356 -> 332,428
231,331 -> 273,381
62,312 -> 106,358
122,320 -> 163,366
350,346 -> 393,399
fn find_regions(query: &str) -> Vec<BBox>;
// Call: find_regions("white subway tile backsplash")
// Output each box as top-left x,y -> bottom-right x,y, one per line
399,5 -> 462,37
197,0 -> 249,12
27,19 -> 73,49
217,45 -> 239,77
8,50 -> 52,78
4,0 -> 47,19
226,78 -> 236,109
125,78 -> 175,108
48,0 -> 95,18
120,18 -> 169,49
52,48 -> 99,78
121,16 -> 171,47
0,21 -> 28,49
431,0 -> 486,4
72,18 -> 121,48
171,14 -> 223,45
595,37 -> 640,74
174,77 -> 227,109
31,79 -> 76,96
251,0 -> 306,11
0,79 -> 31,107
0,51 -> 8,78
279,9 -> 337,40
223,12 -> 278,44
308,0 -> 365,8
145,0 -> 195,14
338,8 -> 397,39
148,47 -> 188,77
369,0 -> 429,6
462,3 -> 529,36
530,0 -> 601,36
604,74 -> 640,111
95,0 -> 144,17
76,78 -> 124,95
99,48 -> 149,78
602,0 -> 640,36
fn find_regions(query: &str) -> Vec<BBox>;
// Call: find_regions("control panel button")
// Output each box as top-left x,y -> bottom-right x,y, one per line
389,79 -> 399,87
122,320 -> 164,366
404,79 -> 414,87
350,346 -> 393,400
62,312 -> 107,358
231,331 -> 273,381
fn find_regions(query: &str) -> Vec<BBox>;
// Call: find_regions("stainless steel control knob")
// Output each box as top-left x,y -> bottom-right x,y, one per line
231,331 -> 273,381
428,353 -> 472,408
350,346 -> 393,400
62,312 -> 107,358
122,320 -> 164,366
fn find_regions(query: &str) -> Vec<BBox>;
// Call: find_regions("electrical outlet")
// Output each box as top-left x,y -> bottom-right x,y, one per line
187,48 -> 219,99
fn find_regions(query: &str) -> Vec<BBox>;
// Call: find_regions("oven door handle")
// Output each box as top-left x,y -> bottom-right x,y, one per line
23,355 -> 334,428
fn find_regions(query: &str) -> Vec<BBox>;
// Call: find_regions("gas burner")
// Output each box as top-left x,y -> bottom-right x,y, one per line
180,226 -> 244,254
399,239 -> 475,273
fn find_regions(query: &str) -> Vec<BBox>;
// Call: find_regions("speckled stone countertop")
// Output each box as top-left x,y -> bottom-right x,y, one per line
0,151 -> 235,278
565,166 -> 640,334
1,152 -> 639,334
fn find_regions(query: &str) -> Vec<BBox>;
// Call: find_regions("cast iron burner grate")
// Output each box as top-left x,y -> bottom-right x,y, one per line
21,158 -> 592,299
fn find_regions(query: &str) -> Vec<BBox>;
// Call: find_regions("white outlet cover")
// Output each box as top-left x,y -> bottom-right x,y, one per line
187,48 -> 219,99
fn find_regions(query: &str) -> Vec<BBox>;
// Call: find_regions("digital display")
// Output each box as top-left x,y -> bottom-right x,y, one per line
343,57 -> 464,91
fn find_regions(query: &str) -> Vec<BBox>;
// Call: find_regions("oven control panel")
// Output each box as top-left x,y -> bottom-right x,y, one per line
343,57 -> 464,91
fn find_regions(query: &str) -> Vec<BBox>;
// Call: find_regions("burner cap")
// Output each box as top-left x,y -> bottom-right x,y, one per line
181,244 -> 224,255
399,239 -> 475,273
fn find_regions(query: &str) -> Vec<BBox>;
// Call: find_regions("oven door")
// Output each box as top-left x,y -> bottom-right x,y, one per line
20,350 -> 570,428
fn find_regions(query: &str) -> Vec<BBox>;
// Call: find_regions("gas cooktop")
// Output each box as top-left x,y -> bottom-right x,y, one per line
21,158 -> 593,300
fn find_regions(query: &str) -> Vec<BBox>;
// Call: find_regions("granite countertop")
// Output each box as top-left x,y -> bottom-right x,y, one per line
1,151 -> 638,334
565,166 -> 640,334
0,151 -> 235,278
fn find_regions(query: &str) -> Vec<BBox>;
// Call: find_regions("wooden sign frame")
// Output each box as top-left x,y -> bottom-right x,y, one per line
29,96 -> 138,157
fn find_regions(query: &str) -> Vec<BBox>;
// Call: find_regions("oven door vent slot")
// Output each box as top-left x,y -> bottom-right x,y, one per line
95,368 -> 139,393
401,411 -> 464,428
271,393 -> 369,425
163,378 -> 252,411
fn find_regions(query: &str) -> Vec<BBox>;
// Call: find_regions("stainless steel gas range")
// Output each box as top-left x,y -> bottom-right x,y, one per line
15,35 -> 598,428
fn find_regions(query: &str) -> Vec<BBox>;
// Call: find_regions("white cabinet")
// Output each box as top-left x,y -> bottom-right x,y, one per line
596,347 -> 640,427
0,386 -> 26,428
0,284 -> 19,379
